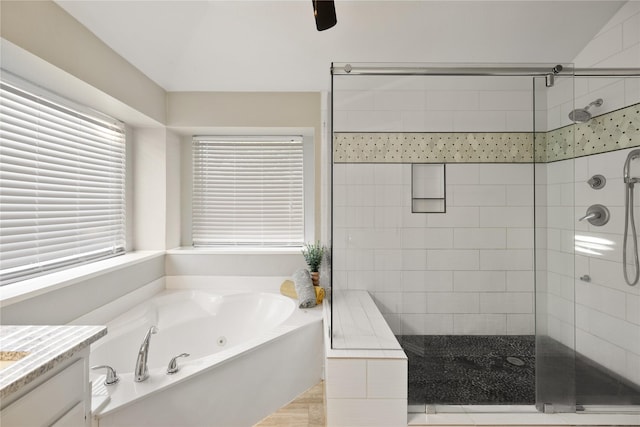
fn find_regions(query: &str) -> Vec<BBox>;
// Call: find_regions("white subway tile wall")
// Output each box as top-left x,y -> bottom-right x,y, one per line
544,147 -> 640,387
334,75 -> 534,133
333,162 -> 535,336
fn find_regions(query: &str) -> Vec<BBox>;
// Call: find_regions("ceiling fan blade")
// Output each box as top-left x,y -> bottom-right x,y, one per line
313,0 -> 337,31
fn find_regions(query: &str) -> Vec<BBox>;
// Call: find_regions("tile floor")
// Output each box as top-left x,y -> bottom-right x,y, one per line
253,381 -> 325,427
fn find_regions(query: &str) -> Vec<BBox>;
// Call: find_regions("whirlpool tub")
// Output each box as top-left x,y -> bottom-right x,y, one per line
90,287 -> 323,427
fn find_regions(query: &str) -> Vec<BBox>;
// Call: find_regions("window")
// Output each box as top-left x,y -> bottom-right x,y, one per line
192,136 -> 307,247
0,76 -> 126,285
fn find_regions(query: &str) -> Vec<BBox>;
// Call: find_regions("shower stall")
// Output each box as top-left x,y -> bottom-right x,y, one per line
329,62 -> 640,414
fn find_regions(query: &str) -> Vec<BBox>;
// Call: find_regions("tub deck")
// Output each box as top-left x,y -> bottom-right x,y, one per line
87,284 -> 323,427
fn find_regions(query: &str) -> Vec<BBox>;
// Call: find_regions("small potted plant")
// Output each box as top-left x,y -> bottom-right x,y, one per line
302,241 -> 324,286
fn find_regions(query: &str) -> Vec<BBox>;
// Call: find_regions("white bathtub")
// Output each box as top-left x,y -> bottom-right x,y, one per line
90,287 -> 323,427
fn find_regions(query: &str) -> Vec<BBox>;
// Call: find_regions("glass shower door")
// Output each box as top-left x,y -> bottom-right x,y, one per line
533,73 -> 577,413
572,75 -> 640,412
535,72 -> 640,415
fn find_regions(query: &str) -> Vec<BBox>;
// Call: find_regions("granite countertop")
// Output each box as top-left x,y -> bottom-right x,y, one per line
0,325 -> 107,399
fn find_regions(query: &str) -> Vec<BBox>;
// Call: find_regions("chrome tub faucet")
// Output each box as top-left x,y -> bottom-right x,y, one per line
134,325 -> 158,382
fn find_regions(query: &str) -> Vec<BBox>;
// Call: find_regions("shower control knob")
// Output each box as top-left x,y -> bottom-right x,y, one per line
578,204 -> 610,227
587,174 -> 606,190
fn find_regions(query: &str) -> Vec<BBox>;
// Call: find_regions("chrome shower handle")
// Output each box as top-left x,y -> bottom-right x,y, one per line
579,204 -> 610,226
579,212 -> 599,222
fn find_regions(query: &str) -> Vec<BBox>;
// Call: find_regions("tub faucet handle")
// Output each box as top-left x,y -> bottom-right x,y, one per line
167,353 -> 190,375
91,365 -> 120,385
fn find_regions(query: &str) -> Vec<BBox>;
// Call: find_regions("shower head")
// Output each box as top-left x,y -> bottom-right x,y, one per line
568,98 -> 603,123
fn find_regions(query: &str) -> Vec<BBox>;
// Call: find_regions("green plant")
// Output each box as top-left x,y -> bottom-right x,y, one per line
302,241 -> 324,272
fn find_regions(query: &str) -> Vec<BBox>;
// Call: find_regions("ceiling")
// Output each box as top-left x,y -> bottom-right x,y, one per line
55,1 -> 625,92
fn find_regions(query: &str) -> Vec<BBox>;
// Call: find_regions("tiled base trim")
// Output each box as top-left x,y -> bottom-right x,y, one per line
408,411 -> 640,425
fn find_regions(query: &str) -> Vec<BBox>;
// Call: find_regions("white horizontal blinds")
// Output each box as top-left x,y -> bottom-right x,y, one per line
0,80 -> 126,285
193,137 -> 304,246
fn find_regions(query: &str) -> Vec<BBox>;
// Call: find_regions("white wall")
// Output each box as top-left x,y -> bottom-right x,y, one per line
133,128 -> 167,250
546,1 -> 640,131
131,127 -> 182,250
165,252 -> 307,277
0,0 -> 166,125
166,131 -> 182,249
0,254 -> 165,325
573,1 -> 640,69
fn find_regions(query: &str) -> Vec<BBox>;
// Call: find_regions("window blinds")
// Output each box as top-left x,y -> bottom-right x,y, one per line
0,80 -> 126,285
192,137 -> 304,247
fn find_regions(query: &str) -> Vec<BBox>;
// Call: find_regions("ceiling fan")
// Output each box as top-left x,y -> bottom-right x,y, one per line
313,0 -> 337,31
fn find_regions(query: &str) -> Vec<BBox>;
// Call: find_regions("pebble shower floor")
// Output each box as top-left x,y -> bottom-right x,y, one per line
398,335 -> 536,405
398,335 -> 640,407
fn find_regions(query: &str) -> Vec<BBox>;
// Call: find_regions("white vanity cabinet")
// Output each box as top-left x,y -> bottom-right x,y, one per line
1,348 -> 91,427
0,326 -> 106,427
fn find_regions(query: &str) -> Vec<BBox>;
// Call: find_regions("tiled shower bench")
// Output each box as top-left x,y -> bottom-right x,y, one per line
324,290 -> 408,427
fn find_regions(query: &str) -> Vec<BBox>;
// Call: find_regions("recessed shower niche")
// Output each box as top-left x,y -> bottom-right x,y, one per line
412,164 -> 445,213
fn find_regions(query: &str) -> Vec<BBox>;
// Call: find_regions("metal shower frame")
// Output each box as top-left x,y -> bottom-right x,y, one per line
331,62 -> 640,77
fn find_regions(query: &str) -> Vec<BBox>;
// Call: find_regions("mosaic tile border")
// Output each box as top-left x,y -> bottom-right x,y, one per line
334,132 -> 534,163
545,103 -> 640,162
334,103 -> 640,164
